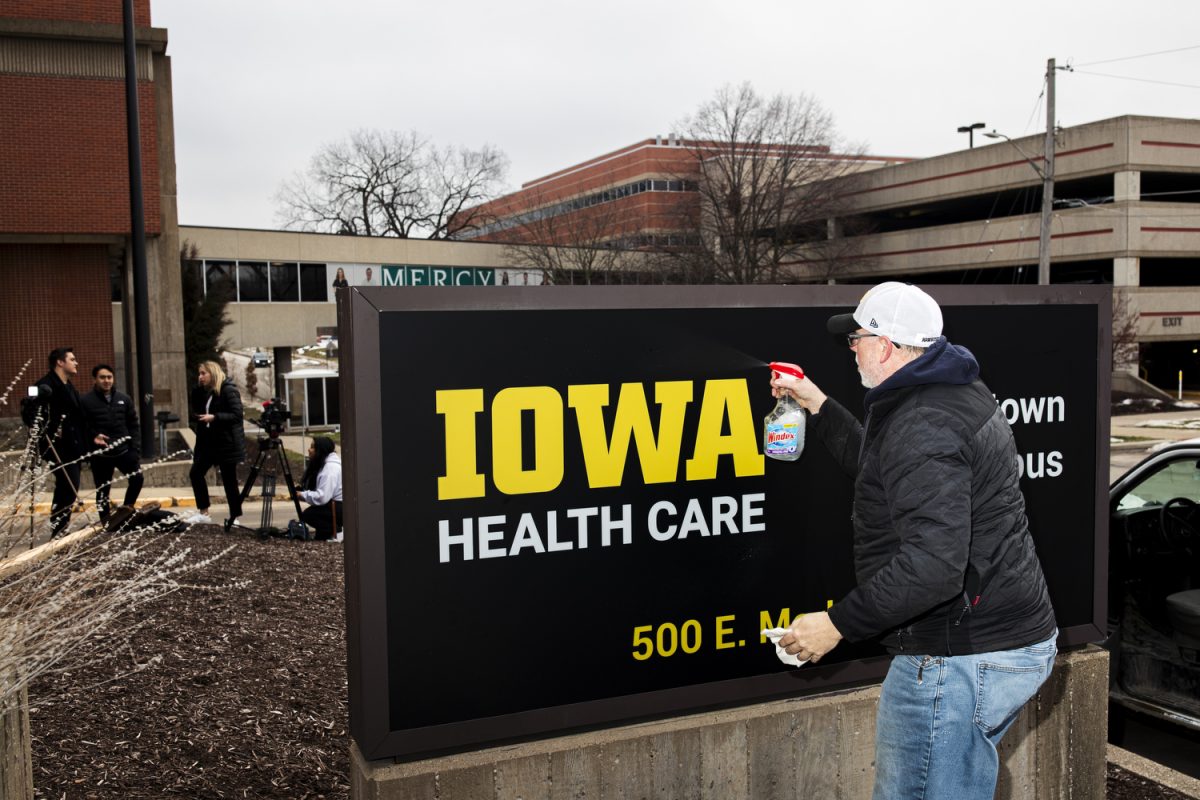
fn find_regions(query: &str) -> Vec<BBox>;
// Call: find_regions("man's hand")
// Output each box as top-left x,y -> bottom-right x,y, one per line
93,433 -> 109,446
769,369 -> 827,415
779,611 -> 843,663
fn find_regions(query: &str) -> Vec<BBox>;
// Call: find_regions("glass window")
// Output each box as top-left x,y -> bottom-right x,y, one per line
288,379 -> 306,428
300,263 -> 328,302
204,260 -> 235,298
182,256 -> 203,303
110,259 -> 123,302
237,261 -> 269,301
306,377 -> 326,426
325,378 -> 340,425
1116,456 -> 1200,511
653,180 -> 667,191
270,262 -> 300,302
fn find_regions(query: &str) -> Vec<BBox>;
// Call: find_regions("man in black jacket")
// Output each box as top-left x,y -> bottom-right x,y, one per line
34,347 -> 86,537
772,283 -> 1057,800
81,364 -> 144,528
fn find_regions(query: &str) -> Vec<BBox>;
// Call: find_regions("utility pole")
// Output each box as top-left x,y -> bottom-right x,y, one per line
1038,58 -> 1056,286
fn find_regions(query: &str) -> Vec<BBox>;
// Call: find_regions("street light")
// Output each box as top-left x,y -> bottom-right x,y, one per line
984,130 -> 1053,285
957,122 -> 986,149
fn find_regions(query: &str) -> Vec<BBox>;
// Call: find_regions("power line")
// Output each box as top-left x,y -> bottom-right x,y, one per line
1020,78 -> 1047,137
1074,44 -> 1200,69
1072,69 -> 1200,90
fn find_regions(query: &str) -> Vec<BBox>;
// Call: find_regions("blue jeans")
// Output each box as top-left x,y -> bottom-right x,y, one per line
872,631 -> 1057,800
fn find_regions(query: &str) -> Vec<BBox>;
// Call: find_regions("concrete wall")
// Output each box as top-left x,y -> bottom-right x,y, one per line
842,116 -> 1200,213
1133,287 -> 1200,342
180,225 -> 512,269
352,646 -> 1107,800
177,226 -> 521,349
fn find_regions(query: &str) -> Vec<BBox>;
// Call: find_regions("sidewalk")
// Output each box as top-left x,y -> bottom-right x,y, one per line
1111,408 -> 1200,448
26,485 -> 298,529
22,426 -> 328,533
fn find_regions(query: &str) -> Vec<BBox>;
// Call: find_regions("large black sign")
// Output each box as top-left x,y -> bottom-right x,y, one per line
341,285 -> 1110,761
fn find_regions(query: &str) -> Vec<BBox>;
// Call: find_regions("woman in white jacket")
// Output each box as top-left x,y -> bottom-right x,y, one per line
298,436 -> 342,541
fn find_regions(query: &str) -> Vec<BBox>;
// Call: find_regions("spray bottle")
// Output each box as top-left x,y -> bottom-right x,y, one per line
764,362 -> 806,461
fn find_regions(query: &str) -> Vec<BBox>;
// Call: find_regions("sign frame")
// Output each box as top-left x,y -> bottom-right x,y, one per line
339,284 -> 1111,762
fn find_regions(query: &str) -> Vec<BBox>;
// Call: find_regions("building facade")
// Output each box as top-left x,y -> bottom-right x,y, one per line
467,117 -> 1200,388
0,0 -> 188,422
806,115 -> 1200,387
461,137 -> 908,251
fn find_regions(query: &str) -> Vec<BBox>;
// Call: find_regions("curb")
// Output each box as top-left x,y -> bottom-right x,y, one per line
1108,744 -> 1200,798
1110,439 -> 1164,451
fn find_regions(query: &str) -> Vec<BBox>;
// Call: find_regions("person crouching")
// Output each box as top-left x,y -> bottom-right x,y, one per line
298,436 -> 342,541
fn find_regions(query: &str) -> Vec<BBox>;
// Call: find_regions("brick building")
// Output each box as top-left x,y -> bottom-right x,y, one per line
0,0 -> 187,423
461,137 -> 906,251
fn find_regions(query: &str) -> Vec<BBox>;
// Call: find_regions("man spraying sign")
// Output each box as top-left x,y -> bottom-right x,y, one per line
768,282 -> 1058,800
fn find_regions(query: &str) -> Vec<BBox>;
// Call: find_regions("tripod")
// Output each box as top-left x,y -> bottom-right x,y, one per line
238,433 -> 304,536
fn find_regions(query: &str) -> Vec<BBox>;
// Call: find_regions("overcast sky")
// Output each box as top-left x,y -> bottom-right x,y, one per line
151,0 -> 1200,230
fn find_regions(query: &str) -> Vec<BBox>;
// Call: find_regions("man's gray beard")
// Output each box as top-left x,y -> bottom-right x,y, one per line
858,368 -> 877,389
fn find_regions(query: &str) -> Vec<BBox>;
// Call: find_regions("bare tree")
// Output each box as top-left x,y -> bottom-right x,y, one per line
495,187 -> 646,285
0,367 -> 234,786
275,129 -> 508,239
661,83 -> 871,284
1112,286 -> 1141,374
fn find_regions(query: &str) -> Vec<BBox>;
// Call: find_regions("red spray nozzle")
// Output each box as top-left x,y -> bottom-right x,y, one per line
769,361 -> 805,380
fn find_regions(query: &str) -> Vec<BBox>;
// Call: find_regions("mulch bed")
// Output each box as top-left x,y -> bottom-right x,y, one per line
1107,765 -> 1193,799
23,526 -> 1189,799
29,526 -> 349,799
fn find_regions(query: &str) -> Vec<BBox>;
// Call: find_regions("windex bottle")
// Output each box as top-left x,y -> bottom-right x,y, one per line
764,362 -> 806,461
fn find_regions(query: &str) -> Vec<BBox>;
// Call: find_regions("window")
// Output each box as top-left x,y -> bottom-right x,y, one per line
306,377 -> 326,426
299,263 -> 328,302
205,260 -> 235,297
270,262 -> 300,301
1117,457 -> 1200,511
237,261 -> 269,301
325,377 -> 340,425
110,259 -> 123,302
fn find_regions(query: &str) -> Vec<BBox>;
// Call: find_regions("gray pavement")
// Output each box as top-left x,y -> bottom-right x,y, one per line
23,431 -> 334,539
1110,408 -> 1200,482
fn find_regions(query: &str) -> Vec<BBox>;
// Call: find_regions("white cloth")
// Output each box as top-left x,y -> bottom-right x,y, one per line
761,627 -> 808,668
298,452 -> 343,506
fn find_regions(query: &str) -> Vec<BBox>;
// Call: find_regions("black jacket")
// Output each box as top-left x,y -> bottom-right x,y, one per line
190,379 -> 245,463
818,338 -> 1056,656
80,387 -> 140,457
34,370 -> 85,464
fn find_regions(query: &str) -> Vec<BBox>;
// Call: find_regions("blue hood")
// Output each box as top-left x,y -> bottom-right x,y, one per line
863,336 -> 980,409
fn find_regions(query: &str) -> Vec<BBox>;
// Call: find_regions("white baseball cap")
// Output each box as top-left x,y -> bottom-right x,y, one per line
826,282 -> 943,347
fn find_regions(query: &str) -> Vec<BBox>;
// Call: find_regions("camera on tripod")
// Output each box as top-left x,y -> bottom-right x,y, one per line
241,397 -> 303,538
254,398 -> 292,438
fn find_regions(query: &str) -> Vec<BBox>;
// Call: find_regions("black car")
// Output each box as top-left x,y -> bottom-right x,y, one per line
1107,437 -> 1200,732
